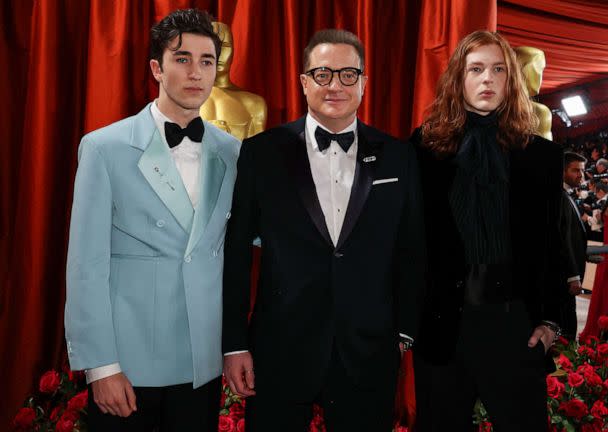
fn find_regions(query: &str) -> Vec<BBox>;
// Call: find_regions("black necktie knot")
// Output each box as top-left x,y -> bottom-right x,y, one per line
314,126 -> 355,153
164,117 -> 205,148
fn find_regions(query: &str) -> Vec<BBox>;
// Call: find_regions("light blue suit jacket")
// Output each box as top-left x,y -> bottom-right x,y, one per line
65,103 -> 240,388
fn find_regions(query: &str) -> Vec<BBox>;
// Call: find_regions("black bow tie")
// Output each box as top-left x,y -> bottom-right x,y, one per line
164,117 -> 205,148
314,126 -> 355,153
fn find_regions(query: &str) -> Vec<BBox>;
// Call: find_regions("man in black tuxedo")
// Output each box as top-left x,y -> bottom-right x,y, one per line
222,29 -> 425,432
560,152 -> 588,338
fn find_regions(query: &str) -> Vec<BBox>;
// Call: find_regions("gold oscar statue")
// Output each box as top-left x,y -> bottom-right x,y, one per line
514,46 -> 553,140
200,22 -> 267,140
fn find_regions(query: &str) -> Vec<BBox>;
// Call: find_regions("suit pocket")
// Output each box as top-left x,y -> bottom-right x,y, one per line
111,253 -> 159,260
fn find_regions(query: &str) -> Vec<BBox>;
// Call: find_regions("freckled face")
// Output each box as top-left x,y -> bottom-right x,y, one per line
463,44 -> 507,116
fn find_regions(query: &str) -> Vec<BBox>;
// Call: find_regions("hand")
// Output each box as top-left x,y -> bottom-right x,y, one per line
398,342 -> 406,359
582,212 -> 590,222
568,280 -> 583,296
91,372 -> 137,417
223,352 -> 256,398
527,325 -> 555,354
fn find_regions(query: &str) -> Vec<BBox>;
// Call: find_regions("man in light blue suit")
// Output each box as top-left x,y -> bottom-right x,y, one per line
64,9 -> 239,431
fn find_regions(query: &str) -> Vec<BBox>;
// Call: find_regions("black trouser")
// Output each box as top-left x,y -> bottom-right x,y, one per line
245,346 -> 398,432
87,377 -> 221,432
414,301 -> 548,432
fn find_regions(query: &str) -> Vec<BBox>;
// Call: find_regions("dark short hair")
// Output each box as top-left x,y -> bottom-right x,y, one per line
150,9 -> 221,66
302,29 -> 365,72
595,182 -> 608,194
564,152 -> 587,166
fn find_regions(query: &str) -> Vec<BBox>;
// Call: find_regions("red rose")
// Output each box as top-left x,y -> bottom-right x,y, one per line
229,401 -> 244,419
55,418 -> 74,432
13,407 -> 36,429
59,410 -> 79,423
568,372 -> 585,388
591,400 -> 608,418
50,406 -> 61,421
559,398 -> 588,419
236,418 -> 245,432
578,345 -> 596,359
598,316 -> 608,330
39,370 -> 61,393
585,370 -> 603,388
597,343 -> 608,358
218,415 -> 235,432
557,354 -> 572,370
546,375 -> 565,399
67,390 -> 88,412
582,420 -> 602,432
582,335 -> 600,346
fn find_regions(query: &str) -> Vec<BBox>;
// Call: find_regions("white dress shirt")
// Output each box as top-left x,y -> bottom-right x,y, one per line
86,101 -> 203,384
305,114 -> 357,246
151,101 -> 202,208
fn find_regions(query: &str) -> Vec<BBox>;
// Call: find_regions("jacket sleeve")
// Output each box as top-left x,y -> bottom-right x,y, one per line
541,141 -> 565,325
65,137 -> 118,370
222,138 -> 260,353
395,141 -> 427,339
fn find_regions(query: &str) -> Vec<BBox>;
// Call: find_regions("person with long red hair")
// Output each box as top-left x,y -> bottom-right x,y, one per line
411,31 -> 563,431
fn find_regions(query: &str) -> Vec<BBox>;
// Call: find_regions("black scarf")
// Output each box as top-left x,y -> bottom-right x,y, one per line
449,111 -> 511,264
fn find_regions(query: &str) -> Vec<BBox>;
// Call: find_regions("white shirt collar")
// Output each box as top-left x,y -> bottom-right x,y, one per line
305,113 -> 357,152
150,100 -> 174,145
563,182 -> 574,193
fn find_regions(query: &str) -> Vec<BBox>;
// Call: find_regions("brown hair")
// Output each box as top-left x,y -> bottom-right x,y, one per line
421,31 -> 537,156
150,9 -> 221,67
302,29 -> 365,72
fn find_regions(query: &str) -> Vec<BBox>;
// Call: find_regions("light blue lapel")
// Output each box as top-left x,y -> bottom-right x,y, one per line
137,126 -> 194,234
185,131 -> 226,257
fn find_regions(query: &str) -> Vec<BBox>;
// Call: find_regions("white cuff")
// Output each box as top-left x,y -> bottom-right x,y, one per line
224,350 -> 249,356
567,276 -> 581,283
85,363 -> 122,384
399,333 -> 414,342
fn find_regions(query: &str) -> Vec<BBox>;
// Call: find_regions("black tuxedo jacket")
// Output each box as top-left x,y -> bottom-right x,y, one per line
560,191 -> 587,283
223,117 -> 426,398
412,131 -> 563,363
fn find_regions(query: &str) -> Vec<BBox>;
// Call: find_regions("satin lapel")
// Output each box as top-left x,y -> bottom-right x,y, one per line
566,192 -> 587,233
336,124 -> 378,250
137,129 -> 194,233
283,123 -> 333,247
185,136 -> 226,257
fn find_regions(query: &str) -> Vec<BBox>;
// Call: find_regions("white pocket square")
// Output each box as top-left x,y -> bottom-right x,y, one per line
372,178 -> 398,185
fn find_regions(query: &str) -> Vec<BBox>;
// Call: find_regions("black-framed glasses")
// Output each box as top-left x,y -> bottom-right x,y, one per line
305,67 -> 363,86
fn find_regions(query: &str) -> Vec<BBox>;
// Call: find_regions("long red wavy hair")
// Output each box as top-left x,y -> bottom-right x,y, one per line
421,31 -> 538,157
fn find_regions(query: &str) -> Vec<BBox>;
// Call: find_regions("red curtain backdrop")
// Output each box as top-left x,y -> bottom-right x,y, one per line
0,0 -> 494,428
411,0 -> 497,128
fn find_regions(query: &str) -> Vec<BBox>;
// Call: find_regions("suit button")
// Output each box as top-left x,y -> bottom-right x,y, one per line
334,252 -> 344,258
212,250 -> 218,257
456,280 -> 464,288
156,219 -> 165,228
184,256 -> 192,263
